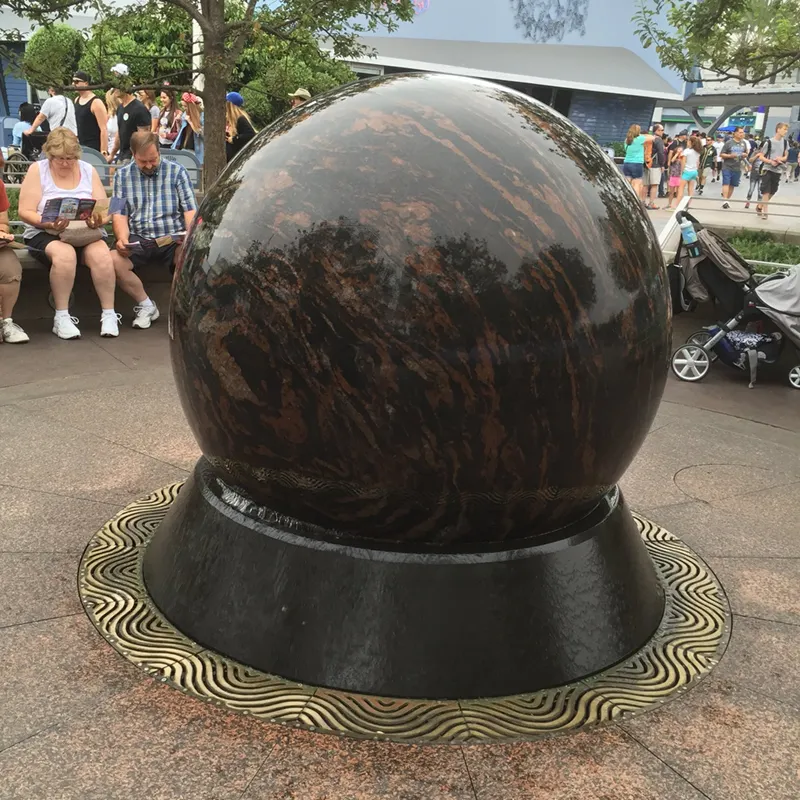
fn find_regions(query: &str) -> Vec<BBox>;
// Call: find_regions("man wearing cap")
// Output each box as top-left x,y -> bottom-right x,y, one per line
107,64 -> 151,163
26,85 -> 77,137
72,70 -> 109,155
668,130 -> 688,163
288,88 -> 311,108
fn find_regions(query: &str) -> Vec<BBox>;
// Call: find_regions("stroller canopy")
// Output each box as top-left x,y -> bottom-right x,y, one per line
755,270 -> 800,345
678,228 -> 754,315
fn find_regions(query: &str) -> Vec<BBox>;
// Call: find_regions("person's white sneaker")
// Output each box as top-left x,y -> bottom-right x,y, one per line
1,318 -> 30,343
100,312 -> 121,338
53,314 -> 81,340
132,303 -> 160,329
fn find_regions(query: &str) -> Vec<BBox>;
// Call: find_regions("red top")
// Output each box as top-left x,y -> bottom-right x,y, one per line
0,183 -> 9,214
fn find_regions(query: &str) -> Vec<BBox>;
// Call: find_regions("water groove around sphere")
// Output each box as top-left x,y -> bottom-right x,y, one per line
170,72 -> 670,547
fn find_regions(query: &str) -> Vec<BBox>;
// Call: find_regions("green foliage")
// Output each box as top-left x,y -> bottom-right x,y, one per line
239,36 -> 356,127
6,187 -> 18,221
80,1 -> 192,87
729,230 -> 800,266
607,141 -> 627,158
5,0 -> 415,184
633,0 -> 800,83
22,23 -> 84,88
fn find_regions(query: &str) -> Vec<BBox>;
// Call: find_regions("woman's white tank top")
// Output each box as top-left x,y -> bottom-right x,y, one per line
23,159 -> 95,240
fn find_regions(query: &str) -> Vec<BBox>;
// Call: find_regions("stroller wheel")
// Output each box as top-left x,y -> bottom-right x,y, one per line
685,330 -> 719,362
789,366 -> 800,389
671,345 -> 711,382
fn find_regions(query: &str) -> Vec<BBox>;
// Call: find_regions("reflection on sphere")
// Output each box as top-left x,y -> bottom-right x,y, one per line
170,73 -> 670,547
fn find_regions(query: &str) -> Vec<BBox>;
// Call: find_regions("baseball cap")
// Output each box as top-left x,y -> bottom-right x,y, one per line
288,88 -> 311,100
72,70 -> 91,83
226,91 -> 244,106
111,63 -> 129,76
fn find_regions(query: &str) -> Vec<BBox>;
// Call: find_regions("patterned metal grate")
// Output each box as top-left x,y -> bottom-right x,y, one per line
79,483 -> 730,743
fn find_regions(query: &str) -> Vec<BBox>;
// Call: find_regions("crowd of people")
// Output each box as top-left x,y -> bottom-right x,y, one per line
621,121 -> 797,218
0,69 -> 315,345
11,62 -> 310,168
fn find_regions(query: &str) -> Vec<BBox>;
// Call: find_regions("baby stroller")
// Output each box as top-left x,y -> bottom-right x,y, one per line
670,214 -> 800,389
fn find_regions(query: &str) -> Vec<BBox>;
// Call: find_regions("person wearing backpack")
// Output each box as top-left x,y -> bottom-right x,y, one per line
756,122 -> 789,220
72,71 -> 109,156
25,86 -> 77,137
744,141 -> 764,210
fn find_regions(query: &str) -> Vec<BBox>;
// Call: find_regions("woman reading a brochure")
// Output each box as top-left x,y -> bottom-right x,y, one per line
18,128 -> 120,340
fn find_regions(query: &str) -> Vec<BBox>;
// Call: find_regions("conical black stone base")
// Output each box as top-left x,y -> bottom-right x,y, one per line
142,460 -> 665,699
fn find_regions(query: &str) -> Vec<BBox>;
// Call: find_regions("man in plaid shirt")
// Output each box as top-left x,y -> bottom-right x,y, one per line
110,131 -> 197,329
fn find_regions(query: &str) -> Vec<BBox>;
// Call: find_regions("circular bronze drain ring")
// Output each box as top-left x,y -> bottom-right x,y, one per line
79,483 -> 730,743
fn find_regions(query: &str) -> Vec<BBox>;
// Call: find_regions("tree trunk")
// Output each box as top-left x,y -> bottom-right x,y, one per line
201,33 -> 228,189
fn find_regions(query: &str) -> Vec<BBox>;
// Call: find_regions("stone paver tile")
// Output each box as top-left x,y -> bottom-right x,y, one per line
80,323 -> 172,371
622,676 -> 800,800
642,501 -> 799,559
0,680 -> 278,800
709,480 -> 800,529
713,615 -> 800,710
463,726 -> 706,800
0,330 -> 124,390
706,556 -> 800,626
0,552 -> 81,628
635,421 -> 800,490
0,485 -> 116,554
672,464 -> 798,503
0,405 -> 187,505
241,726 -> 476,800
18,381 -> 200,472
0,614 -> 142,751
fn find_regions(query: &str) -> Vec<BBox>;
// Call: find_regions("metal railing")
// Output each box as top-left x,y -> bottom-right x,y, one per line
2,147 -> 203,191
659,195 -> 800,272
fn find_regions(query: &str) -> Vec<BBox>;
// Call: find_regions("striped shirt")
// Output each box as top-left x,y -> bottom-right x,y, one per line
111,157 -> 196,239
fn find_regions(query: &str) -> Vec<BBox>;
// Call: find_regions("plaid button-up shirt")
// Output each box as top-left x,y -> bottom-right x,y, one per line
111,158 -> 197,239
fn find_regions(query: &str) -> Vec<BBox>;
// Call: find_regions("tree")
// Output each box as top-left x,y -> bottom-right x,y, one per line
80,2 -> 193,87
22,22 -> 83,87
239,33 -> 356,128
3,0 -> 415,185
633,0 -> 800,85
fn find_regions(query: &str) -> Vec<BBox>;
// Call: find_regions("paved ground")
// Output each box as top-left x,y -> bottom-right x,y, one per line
1,268 -> 799,800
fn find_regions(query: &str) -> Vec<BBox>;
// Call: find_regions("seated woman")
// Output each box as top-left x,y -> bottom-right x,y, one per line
18,128 -> 119,340
0,180 -> 28,343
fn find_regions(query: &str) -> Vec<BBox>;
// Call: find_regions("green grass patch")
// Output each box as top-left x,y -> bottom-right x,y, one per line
728,230 -> 800,269
7,186 -> 18,219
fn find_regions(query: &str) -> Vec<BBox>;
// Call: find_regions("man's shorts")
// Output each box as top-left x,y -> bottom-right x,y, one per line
121,234 -> 178,269
760,170 -> 781,196
721,169 -> 741,187
646,167 -> 662,186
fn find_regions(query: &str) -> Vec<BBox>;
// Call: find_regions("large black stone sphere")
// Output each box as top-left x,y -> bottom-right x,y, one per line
170,73 -> 670,547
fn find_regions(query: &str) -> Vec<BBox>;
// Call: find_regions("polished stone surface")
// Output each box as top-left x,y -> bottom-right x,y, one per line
171,73 -> 670,545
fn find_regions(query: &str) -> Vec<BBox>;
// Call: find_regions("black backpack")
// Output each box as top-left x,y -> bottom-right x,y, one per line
764,137 -> 788,159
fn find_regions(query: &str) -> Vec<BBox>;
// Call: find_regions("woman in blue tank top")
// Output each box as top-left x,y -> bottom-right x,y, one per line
622,124 -> 655,203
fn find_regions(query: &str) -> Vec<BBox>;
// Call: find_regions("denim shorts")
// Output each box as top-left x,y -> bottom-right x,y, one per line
622,162 -> 644,180
721,169 -> 741,187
